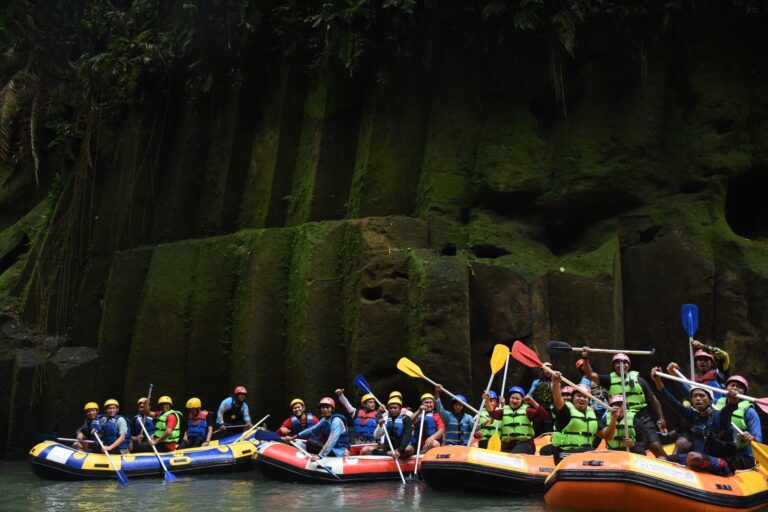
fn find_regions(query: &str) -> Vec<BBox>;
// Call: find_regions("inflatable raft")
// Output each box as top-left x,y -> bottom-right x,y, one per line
545,451 -> 768,512
28,433 -> 262,480
255,442 -> 420,483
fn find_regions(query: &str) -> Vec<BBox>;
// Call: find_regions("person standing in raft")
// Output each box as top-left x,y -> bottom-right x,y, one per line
434,385 -> 475,446
372,396 -> 415,459
484,386 -> 548,454
286,397 -> 351,459
149,396 -> 183,452
597,394 -> 645,454
551,375 -> 598,464
73,402 -> 101,451
690,340 -> 729,389
180,397 -> 213,449
335,388 -> 380,450
409,392 -> 445,452
130,397 -> 155,453
580,349 -> 668,458
277,398 -> 319,444
651,367 -> 739,476
216,386 -> 253,437
97,399 -> 132,454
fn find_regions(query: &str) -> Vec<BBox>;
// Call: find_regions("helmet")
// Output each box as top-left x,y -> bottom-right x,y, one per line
103,399 -> 119,408
725,375 -> 749,392
508,386 -> 526,397
612,353 -> 631,366
575,358 -> 585,370
389,391 -> 403,399
360,393 -> 375,404
186,397 -> 202,409
234,386 -> 248,395
573,385 -> 591,397
488,390 -> 498,400
693,350 -> 715,363
83,402 -> 99,412
451,394 -> 468,405
420,393 -> 435,402
690,387 -> 713,400
387,397 -> 402,406
319,397 -> 336,408
290,398 -> 305,408
561,386 -> 574,395
157,396 -> 173,406
608,394 -> 624,405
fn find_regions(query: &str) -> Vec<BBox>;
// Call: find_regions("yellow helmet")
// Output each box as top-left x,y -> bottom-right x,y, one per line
136,397 -> 149,405
103,399 -> 120,408
157,396 -> 173,406
389,390 -> 403,399
360,393 -> 375,404
420,393 -> 435,402
387,397 -> 403,406
83,402 -> 99,412
290,398 -> 305,408
186,397 -> 202,409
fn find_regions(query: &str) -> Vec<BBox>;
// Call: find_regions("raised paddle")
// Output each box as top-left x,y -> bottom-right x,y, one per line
546,340 -> 654,356
138,413 -> 177,481
92,431 -> 129,485
511,341 -> 611,409
467,344 -> 509,447
618,360 -> 630,452
655,371 -> 768,414
289,440 -> 342,480
682,304 -> 699,381
412,409 -> 425,480
730,423 -> 768,469
489,344 -> 513,452
396,358 -> 480,414
354,373 -> 406,484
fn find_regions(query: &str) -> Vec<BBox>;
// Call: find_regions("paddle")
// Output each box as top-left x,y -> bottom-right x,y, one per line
511,341 -> 611,409
396,358 -> 480,414
37,434 -> 94,444
488,345 -> 512,452
682,304 -> 699,381
546,340 -> 654,356
412,408 -> 425,480
655,371 -> 768,414
353,373 -> 406,484
618,360 -> 630,452
138,409 -> 177,481
92,431 -> 128,485
467,344 -> 509,447
235,414 -> 270,442
730,423 -> 768,469
289,440 -> 342,480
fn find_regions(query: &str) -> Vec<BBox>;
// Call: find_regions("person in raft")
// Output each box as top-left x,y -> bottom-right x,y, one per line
551,373 -> 598,464
97,399 -> 132,454
580,349 -> 668,458
651,366 -> 739,476
409,392 -> 446,452
715,374 -> 762,470
216,386 -> 252,436
372,396 -> 414,459
286,397 -> 351,459
388,391 -> 414,417
475,390 -> 501,449
130,397 -> 155,453
148,396 -> 183,452
277,398 -> 320,445
180,397 -> 213,449
538,385 -> 573,457
73,402 -> 101,451
691,339 -> 729,389
434,385 -> 475,446
483,386 -> 548,453
597,394 -> 645,454
335,388 -> 380,447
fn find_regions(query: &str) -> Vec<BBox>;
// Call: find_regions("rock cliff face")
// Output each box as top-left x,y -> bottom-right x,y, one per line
2,10 -> 768,457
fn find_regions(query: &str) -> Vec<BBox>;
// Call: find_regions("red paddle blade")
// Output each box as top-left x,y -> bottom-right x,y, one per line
511,340 -> 543,368
756,397 -> 768,415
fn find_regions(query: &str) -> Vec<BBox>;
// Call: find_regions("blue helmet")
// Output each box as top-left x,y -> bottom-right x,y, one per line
508,386 -> 526,397
488,390 -> 498,400
451,394 -> 468,405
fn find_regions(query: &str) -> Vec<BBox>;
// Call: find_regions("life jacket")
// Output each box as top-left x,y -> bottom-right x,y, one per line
155,410 -> 183,443
187,410 -> 210,439
385,414 -> 408,445
318,413 -> 350,449
225,396 -> 247,425
444,412 -> 474,445
98,414 -> 131,450
603,409 -> 637,450
716,398 -> 754,448
411,411 -> 441,446
501,405 -> 534,442
552,402 -> 597,451
78,418 -> 101,439
132,413 -> 155,437
607,371 -> 646,412
354,409 -> 379,442
289,412 -> 318,436
696,370 -> 724,389
479,409 -> 500,441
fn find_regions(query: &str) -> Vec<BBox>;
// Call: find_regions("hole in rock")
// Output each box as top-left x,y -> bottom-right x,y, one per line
470,244 -> 511,259
726,166 -> 768,240
361,286 -> 383,301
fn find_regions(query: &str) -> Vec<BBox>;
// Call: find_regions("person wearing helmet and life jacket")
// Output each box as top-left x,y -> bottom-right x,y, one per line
410,392 -> 446,452
434,385 -> 475,446
216,386 -> 252,436
372,396 -> 414,459
130,397 -> 155,453
474,390 -> 500,449
73,402 -> 101,451
388,391 -> 414,417
714,374 -> 761,470
180,397 -> 213,449
690,339 -> 729,389
580,348 -> 668,458
551,373 -> 598,464
286,396 -> 351,459
651,366 -> 739,476
277,398 -> 320,441
597,394 -> 644,454
576,358 -> 608,418
97,399 -> 132,454
527,369 -> 554,436
484,386 -> 548,454
335,388 -> 380,447
149,396 -> 182,452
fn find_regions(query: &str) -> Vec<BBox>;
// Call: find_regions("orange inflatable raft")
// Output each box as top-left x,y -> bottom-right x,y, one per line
255,442 -> 420,484
544,451 -> 768,512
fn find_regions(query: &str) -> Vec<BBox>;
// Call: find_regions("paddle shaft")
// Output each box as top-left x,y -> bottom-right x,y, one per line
568,347 -> 654,356
494,354 -> 510,436
235,414 -> 269,442
619,362 -> 630,452
290,440 -> 341,480
417,374 -> 479,414
54,437 -> 94,444
542,365 -> 611,409
93,432 -> 126,483
366,393 -> 407,484
137,415 -> 174,477
467,373 -> 496,446
413,409 -> 425,479
657,371 -> 759,403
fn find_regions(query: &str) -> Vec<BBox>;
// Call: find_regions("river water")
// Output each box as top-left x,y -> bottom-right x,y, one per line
0,461 -> 547,511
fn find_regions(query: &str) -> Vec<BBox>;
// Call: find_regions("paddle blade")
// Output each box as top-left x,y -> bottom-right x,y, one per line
164,470 -> 177,482
751,440 -> 768,469
117,470 -> 129,486
682,304 -> 699,338
397,357 -> 424,379
254,430 -> 282,442
353,374 -> 372,394
755,397 -> 768,415
511,341 -> 544,368
490,344 -> 509,374
546,340 -> 573,355
487,433 -> 501,452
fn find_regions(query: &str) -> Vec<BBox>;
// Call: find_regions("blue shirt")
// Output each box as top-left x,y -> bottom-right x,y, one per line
217,397 -> 251,425
298,416 -> 348,457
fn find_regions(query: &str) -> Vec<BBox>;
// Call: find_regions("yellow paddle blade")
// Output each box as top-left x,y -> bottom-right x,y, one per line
397,357 -> 424,379
490,344 -> 509,374
487,432 -> 501,452
752,440 -> 768,469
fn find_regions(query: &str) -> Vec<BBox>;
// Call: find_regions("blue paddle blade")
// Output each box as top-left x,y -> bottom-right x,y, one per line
117,470 -> 128,485
322,465 -> 341,480
353,374 -> 372,394
682,304 -> 699,338
254,430 -> 282,442
164,470 -> 177,482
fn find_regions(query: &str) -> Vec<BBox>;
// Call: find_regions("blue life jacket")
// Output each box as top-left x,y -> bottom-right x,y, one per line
410,411 -> 441,445
132,413 -> 155,437
354,409 -> 378,442
290,413 -> 318,436
77,418 -> 102,439
187,410 -> 209,439
224,397 -> 247,425
98,414 -> 131,450
319,413 -> 350,449
444,412 -> 474,445
385,414 -> 408,445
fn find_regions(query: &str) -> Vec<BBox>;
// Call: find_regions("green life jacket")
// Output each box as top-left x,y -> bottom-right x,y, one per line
154,410 -> 182,443
608,371 -> 646,412
716,397 -> 753,448
552,402 -> 597,451
501,405 -> 534,442
603,409 -> 637,450
478,409 -> 500,441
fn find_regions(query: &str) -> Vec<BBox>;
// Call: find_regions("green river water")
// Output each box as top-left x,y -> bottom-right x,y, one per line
0,462 -> 548,511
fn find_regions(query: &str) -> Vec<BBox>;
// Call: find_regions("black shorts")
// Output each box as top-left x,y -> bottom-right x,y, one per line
635,415 -> 660,446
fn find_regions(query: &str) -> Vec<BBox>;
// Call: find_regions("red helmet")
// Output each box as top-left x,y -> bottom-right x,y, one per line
574,385 -> 591,397
612,353 -> 631,365
234,386 -> 248,394
609,394 -> 624,405
726,375 -> 749,392
693,350 -> 715,363
561,386 -> 574,395
319,397 -> 336,408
